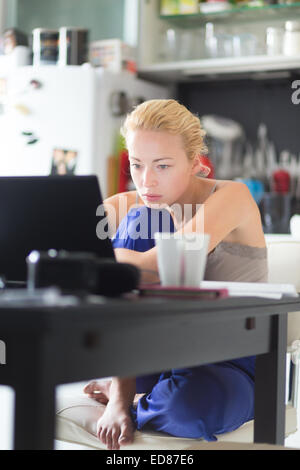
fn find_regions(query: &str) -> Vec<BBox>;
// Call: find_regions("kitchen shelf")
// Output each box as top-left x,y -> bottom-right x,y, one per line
138,54 -> 300,82
138,0 -> 300,82
159,2 -> 300,26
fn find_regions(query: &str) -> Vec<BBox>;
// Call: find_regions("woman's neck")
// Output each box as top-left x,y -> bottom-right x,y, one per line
170,177 -> 208,229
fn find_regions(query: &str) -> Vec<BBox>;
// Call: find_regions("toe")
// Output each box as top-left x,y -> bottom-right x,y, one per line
119,423 -> 134,446
83,381 -> 97,394
111,429 -> 120,450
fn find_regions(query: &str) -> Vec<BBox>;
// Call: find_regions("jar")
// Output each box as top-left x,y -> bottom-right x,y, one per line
233,33 -> 257,57
266,27 -> 283,56
283,21 -> 300,56
32,28 -> 59,65
58,27 -> 89,66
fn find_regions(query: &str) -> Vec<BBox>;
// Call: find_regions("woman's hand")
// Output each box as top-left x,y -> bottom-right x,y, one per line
114,247 -> 160,284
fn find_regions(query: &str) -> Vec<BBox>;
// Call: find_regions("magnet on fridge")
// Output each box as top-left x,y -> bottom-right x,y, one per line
21,131 -> 39,145
109,91 -> 128,116
27,138 -> 39,145
21,131 -> 33,136
29,79 -> 42,90
14,103 -> 31,115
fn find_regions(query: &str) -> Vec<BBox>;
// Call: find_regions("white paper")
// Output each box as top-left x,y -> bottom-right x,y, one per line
201,280 -> 298,298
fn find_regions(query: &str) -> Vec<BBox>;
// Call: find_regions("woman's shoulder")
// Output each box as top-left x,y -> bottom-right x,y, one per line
214,179 -> 244,191
211,180 -> 265,247
213,179 -> 256,201
205,179 -> 253,201
212,179 -> 260,220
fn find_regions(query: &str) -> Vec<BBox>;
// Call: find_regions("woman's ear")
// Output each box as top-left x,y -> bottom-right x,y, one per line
191,155 -> 203,175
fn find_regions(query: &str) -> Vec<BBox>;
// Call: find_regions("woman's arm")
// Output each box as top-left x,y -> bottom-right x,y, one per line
115,247 -> 160,283
103,190 -> 141,238
114,182 -> 256,277
177,181 -> 256,251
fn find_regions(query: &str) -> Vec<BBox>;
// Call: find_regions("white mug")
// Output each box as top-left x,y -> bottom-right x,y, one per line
154,233 -> 184,286
181,233 -> 210,287
154,232 -> 210,287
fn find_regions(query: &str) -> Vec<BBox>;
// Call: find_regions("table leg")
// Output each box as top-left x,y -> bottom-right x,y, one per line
12,337 -> 56,450
254,314 -> 287,445
14,382 -> 55,450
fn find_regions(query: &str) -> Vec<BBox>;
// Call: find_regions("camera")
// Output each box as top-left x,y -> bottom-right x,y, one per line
26,249 -> 140,297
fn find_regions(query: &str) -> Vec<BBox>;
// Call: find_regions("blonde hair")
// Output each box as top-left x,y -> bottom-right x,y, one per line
121,99 -> 210,176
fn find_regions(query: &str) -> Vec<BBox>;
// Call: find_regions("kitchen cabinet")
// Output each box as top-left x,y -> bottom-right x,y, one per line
138,0 -> 300,82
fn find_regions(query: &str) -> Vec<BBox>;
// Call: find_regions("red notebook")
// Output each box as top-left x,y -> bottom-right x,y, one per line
139,284 -> 229,300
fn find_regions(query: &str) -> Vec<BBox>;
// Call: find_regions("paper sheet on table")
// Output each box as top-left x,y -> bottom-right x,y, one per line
201,281 -> 298,299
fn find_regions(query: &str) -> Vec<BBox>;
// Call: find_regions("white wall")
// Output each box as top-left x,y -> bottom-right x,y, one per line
0,0 -> 18,30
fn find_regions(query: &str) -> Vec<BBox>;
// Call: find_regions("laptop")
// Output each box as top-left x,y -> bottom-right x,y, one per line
0,175 -> 115,283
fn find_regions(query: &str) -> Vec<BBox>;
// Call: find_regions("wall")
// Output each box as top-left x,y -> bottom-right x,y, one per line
1,0 -> 17,30
14,0 -> 125,42
178,75 -> 300,155
0,0 -> 5,33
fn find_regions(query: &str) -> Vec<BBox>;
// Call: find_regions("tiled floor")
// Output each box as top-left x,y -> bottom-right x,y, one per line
1,385 -> 299,450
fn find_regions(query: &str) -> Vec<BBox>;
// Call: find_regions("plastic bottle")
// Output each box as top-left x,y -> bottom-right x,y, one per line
272,151 -> 291,194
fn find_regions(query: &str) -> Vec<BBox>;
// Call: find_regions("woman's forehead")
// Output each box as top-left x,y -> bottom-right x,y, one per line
127,129 -> 185,154
130,156 -> 175,162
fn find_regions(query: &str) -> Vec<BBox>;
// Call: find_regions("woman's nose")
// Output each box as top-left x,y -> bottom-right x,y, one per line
142,168 -> 157,187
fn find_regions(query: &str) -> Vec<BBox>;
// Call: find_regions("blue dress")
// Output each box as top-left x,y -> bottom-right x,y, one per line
113,205 -> 255,441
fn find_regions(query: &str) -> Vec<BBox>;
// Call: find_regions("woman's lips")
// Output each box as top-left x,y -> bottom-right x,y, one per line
143,194 -> 162,201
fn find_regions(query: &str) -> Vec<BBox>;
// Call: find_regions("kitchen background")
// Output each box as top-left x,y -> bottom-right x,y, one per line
1,0 -> 300,234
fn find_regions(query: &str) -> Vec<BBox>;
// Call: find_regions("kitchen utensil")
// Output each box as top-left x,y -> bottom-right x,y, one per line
260,192 -> 292,233
201,115 -> 244,179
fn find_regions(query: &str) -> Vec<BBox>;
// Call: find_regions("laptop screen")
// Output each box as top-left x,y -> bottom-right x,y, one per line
0,175 -> 115,282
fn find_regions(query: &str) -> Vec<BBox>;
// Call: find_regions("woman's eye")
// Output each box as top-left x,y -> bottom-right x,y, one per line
158,165 -> 169,170
130,163 -> 170,170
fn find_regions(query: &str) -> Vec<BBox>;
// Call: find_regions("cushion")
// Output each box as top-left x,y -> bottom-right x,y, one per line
266,240 -> 300,346
55,382 -> 297,451
54,439 -> 296,451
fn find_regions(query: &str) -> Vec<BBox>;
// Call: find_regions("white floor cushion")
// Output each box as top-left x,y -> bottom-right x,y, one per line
55,383 -> 298,451
0,386 -> 14,450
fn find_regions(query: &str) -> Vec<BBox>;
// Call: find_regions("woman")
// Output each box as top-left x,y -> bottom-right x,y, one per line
83,99 -> 268,450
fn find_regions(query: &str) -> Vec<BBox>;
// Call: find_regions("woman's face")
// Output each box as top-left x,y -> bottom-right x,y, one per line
127,129 -> 198,208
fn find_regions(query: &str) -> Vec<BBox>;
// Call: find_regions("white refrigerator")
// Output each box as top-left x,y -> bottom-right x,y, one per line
0,65 -> 167,198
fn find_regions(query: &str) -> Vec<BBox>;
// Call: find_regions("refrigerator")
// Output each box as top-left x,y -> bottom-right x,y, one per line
0,65 -> 168,198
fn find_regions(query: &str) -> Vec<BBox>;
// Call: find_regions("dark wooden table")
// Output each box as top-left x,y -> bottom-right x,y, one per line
0,293 -> 299,450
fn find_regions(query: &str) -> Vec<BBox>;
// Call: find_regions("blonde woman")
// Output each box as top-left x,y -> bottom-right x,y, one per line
84,99 -> 268,450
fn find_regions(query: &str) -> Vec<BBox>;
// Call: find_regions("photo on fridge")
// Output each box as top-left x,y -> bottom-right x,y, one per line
51,148 -> 77,175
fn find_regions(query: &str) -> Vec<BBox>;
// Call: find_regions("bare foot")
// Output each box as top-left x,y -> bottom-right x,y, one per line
83,379 -> 145,406
83,379 -> 111,404
96,402 -> 135,450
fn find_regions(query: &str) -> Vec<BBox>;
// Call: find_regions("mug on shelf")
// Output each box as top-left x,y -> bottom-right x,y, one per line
232,33 -> 257,57
266,27 -> 283,56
